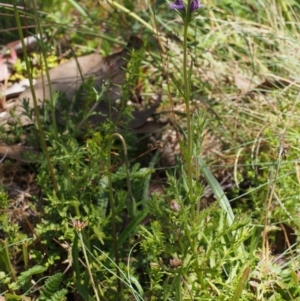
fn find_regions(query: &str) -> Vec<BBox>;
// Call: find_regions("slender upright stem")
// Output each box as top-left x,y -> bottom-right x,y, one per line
78,232 -> 101,301
107,135 -> 121,293
13,1 -> 59,197
183,22 -> 194,218
107,132 -> 135,293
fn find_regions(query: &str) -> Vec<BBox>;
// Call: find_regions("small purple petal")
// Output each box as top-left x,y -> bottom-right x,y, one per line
190,0 -> 204,11
169,0 -> 185,10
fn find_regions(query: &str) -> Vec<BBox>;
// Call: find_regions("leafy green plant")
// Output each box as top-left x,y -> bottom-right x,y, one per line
38,272 -> 67,301
3,0 -> 300,300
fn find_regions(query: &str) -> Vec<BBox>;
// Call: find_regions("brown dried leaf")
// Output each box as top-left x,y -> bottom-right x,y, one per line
0,36 -> 157,130
0,143 -> 40,162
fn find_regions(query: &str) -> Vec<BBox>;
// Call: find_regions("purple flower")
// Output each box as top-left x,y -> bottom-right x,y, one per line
169,0 -> 204,12
190,0 -> 204,11
169,0 -> 185,10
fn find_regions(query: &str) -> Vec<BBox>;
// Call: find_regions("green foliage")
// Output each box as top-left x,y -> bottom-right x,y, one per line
16,265 -> 47,289
38,273 -> 67,301
0,265 -> 48,299
138,169 -> 254,299
2,0 -> 300,300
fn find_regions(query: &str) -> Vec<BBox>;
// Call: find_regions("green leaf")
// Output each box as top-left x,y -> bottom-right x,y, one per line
117,209 -> 149,248
18,265 -> 48,287
231,266 -> 250,301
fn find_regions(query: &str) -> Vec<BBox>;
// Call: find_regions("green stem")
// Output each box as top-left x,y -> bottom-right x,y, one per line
107,133 -> 135,294
31,0 -> 57,135
1,239 -> 17,283
182,18 -> 206,290
13,2 -> 59,198
107,138 -> 121,294
78,232 -> 101,301
183,22 -> 194,219
109,133 -> 135,217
